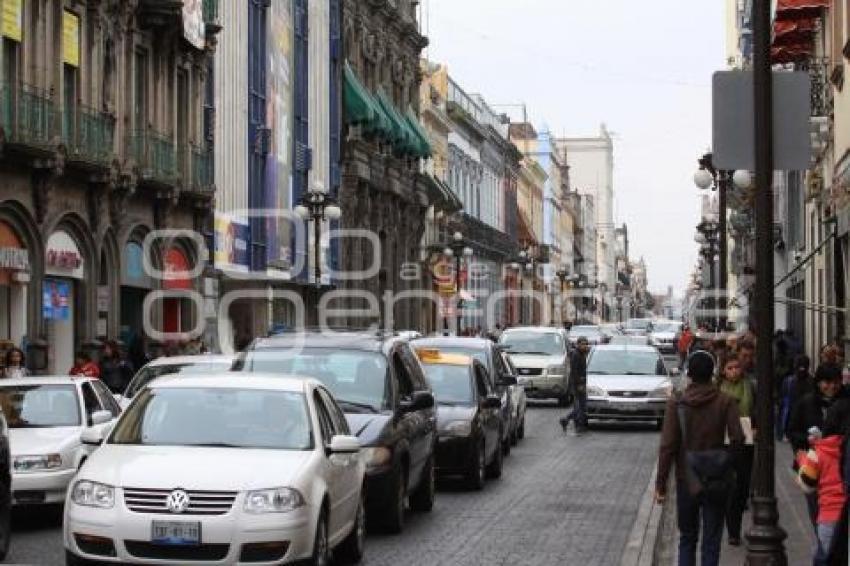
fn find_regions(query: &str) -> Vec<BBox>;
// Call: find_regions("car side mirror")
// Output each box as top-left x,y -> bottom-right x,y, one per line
81,427 -> 105,446
498,374 -> 518,386
400,390 -> 434,413
91,410 -> 113,426
483,394 -> 502,409
328,435 -> 361,454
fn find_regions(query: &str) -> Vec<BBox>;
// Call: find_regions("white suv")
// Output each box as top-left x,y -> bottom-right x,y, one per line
64,374 -> 366,565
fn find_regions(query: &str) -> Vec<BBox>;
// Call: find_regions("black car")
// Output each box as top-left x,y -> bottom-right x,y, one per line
418,354 -> 504,489
0,409 -> 10,560
413,337 -> 520,449
236,331 -> 436,534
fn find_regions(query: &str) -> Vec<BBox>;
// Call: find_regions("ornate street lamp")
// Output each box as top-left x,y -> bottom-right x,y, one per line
294,183 -> 342,287
442,231 -> 474,333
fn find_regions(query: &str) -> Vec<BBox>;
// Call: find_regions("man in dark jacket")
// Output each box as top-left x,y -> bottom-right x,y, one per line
656,350 -> 744,566
560,337 -> 589,434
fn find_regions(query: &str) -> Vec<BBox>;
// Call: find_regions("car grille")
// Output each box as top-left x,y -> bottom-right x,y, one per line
123,487 -> 237,515
124,541 -> 230,561
516,368 -> 543,376
608,391 -> 648,398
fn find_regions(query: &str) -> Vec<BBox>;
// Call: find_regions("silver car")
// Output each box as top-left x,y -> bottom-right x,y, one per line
585,345 -> 675,429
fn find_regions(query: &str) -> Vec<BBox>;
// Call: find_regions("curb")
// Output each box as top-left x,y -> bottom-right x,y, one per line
621,466 -> 667,566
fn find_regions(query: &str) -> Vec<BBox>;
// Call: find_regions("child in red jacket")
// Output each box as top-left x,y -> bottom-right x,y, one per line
68,351 -> 100,378
797,432 -> 847,566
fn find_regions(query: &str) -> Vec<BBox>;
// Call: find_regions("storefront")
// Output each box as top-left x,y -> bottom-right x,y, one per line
120,241 -> 153,345
44,230 -> 85,373
162,246 -> 196,335
0,221 -> 30,348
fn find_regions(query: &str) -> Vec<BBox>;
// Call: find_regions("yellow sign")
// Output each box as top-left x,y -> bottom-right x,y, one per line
2,0 -> 22,42
62,10 -> 79,67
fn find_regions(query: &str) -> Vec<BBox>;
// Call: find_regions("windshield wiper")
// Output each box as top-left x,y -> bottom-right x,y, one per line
337,400 -> 379,413
623,372 -> 653,376
588,371 -> 610,375
513,351 -> 550,356
187,442 -> 245,448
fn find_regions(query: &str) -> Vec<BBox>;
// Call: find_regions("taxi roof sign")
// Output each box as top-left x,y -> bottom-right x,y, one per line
415,348 -> 471,366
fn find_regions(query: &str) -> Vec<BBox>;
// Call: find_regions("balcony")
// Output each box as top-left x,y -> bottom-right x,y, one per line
203,0 -> 221,33
177,143 -> 214,194
137,0 -> 183,30
0,83 -> 56,154
62,105 -> 114,169
126,129 -> 176,186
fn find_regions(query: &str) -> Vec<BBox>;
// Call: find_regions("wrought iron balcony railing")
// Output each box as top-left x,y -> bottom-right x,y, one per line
126,129 -> 176,184
0,83 -> 56,150
203,0 -> 219,25
63,104 -> 115,166
191,144 -> 213,190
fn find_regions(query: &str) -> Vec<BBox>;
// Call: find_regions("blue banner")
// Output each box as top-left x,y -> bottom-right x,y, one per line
43,279 -> 71,321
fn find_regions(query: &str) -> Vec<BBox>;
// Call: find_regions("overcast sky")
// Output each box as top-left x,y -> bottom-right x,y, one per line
423,0 -> 726,296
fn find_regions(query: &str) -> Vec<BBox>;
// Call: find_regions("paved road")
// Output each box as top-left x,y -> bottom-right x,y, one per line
7,404 -> 659,566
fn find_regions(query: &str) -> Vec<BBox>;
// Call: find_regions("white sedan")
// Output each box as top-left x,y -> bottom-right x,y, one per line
64,374 -> 366,565
0,376 -> 120,506
117,354 -> 236,409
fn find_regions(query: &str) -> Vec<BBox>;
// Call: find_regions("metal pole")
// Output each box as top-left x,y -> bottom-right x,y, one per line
718,171 -> 729,331
314,211 -> 322,287
455,254 -> 462,334
746,0 -> 787,562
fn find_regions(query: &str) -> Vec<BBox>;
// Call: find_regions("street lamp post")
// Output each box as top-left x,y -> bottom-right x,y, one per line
294,184 -> 342,288
444,231 -> 473,335
747,0 -> 787,562
556,266 -> 570,326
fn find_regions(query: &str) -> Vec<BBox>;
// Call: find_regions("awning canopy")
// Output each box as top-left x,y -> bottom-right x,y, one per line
343,61 -> 376,125
405,106 -> 432,158
771,0 -> 827,64
773,17 -> 817,46
774,0 -> 829,21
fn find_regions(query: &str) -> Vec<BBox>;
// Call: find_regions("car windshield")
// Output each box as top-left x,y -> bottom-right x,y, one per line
500,332 -> 565,356
587,350 -> 666,376
626,319 -> 652,330
239,349 -> 388,412
110,388 -> 312,450
125,362 -> 233,399
422,364 -> 474,405
0,385 -> 81,428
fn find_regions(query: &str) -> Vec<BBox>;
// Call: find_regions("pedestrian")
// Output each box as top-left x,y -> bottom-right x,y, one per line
1,347 -> 28,378
737,341 -> 756,384
796,406 -> 849,566
69,351 -> 100,378
788,362 -> 844,529
559,336 -> 589,435
656,350 -> 744,566
678,325 -> 695,369
717,355 -> 755,546
779,355 -> 813,440
99,340 -> 134,394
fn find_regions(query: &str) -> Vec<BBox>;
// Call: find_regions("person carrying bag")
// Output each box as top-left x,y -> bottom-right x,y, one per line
656,350 -> 745,566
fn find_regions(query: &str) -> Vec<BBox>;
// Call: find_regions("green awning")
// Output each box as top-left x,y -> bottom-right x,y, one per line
367,91 -> 393,140
405,107 -> 432,158
343,62 -> 376,125
375,89 -> 418,155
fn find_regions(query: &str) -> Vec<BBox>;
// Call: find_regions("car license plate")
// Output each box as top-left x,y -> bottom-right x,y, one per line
151,521 -> 201,546
618,403 -> 642,412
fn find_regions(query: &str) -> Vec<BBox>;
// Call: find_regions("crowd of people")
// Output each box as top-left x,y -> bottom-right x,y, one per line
659,327 -> 850,566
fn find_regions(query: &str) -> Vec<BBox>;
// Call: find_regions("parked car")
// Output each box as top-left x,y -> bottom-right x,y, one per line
412,336 -> 523,448
117,355 -> 236,409
649,321 -> 682,355
567,325 -> 606,346
0,377 -> 120,506
499,327 -> 571,406
416,351 -> 504,489
0,409 -> 10,560
584,345 -> 674,429
64,374 -> 366,565
608,335 -> 652,347
623,318 -> 654,336
235,331 -> 436,533
599,323 -> 622,341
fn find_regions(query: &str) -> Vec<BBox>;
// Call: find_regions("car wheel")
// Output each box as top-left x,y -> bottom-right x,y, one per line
310,509 -> 331,566
0,482 -> 9,561
517,416 -> 526,440
335,492 -> 365,564
380,467 -> 406,534
486,438 -> 503,479
465,442 -> 486,491
409,456 -> 435,513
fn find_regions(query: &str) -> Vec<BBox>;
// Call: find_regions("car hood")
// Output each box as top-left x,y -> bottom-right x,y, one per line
507,354 -> 564,368
345,413 -> 391,447
9,426 -> 81,456
588,374 -> 670,393
436,404 -> 476,426
81,445 -> 312,491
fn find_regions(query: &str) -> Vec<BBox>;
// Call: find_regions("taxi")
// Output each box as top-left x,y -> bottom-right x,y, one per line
416,349 -> 504,490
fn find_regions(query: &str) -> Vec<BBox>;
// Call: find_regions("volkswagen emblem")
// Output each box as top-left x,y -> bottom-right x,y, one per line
165,489 -> 191,514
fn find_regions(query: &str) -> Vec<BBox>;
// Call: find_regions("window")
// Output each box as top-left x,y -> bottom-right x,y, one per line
80,382 -> 103,425
400,344 -> 427,392
91,380 -> 121,418
393,352 -> 414,400
313,390 -> 335,445
474,365 -> 489,399
134,49 -> 148,131
3,38 -> 18,120
318,388 -> 349,435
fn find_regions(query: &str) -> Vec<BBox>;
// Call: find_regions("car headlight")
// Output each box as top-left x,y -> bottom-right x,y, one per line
244,487 -> 305,514
13,454 -> 62,473
586,385 -> 606,397
441,420 -> 472,437
546,365 -> 567,376
651,385 -> 673,398
71,480 -> 115,508
362,446 -> 393,469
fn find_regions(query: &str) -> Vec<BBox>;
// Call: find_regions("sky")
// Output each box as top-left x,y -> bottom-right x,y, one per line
423,0 -> 727,296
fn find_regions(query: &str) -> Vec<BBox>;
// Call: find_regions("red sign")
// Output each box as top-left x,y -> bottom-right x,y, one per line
46,249 -> 82,269
163,247 -> 193,290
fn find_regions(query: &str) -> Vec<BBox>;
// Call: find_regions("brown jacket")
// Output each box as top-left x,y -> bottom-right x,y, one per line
656,382 -> 745,494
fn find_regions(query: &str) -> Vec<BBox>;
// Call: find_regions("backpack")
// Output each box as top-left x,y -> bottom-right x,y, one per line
676,398 -> 735,501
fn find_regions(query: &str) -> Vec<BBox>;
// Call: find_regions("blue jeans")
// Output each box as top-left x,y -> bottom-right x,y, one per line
813,522 -> 839,566
677,481 -> 725,566
566,386 -> 587,429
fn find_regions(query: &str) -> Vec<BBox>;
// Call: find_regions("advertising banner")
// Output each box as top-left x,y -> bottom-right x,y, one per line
214,213 -> 251,271
62,10 -> 80,67
43,279 -> 71,321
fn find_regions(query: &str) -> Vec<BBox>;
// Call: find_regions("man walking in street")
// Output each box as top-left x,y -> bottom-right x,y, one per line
560,337 -> 589,435
656,351 -> 744,566
678,325 -> 694,370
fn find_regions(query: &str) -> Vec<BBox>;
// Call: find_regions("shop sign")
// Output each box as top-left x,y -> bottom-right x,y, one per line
163,247 -> 193,290
47,249 -> 82,269
43,279 -> 71,321
214,214 -> 250,271
62,10 -> 80,67
46,231 -> 85,279
0,247 -> 28,270
2,0 -> 22,42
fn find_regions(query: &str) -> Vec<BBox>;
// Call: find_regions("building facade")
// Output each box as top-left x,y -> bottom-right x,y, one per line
0,0 -> 219,372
